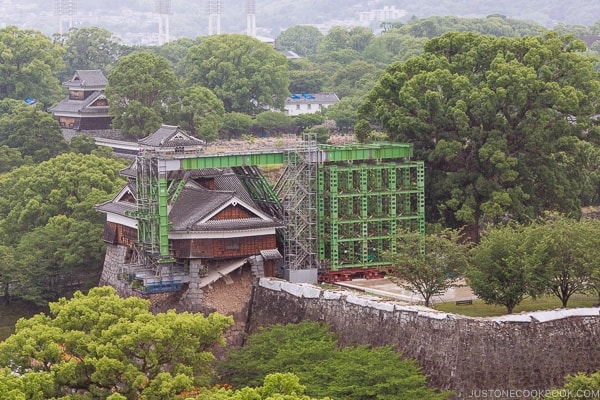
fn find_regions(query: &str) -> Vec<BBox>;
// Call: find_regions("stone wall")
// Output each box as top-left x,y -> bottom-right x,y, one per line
100,244 -> 255,348
248,278 -> 600,399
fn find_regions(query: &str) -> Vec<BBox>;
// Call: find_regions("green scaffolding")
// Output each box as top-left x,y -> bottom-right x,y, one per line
133,142 -> 425,272
317,160 -> 425,270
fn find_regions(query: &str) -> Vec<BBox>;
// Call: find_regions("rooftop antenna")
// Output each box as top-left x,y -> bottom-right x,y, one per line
55,0 -> 77,35
245,0 -> 256,37
206,0 -> 222,36
155,0 -> 172,45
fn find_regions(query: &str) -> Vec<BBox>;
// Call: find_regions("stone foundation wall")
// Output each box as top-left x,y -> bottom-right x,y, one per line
249,278 -> 600,399
100,244 -> 255,348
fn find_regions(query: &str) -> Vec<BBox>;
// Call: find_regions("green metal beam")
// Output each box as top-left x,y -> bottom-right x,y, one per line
179,143 -> 414,170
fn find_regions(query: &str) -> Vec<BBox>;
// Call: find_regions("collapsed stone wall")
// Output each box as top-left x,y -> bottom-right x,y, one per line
100,243 -> 254,348
248,278 -> 600,399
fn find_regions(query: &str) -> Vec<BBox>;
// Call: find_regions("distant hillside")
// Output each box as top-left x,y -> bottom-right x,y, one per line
1,0 -> 599,44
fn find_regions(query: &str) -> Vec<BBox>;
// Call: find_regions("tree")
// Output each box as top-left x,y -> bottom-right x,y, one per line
0,99 -> 68,162
218,321 -> 448,400
220,112 -> 254,139
0,145 -> 31,173
254,111 -> 292,136
527,216 -> 600,308
362,32 -> 427,65
0,245 -> 16,304
327,60 -> 381,98
358,32 -> 600,236
467,224 -> 536,314
0,26 -> 64,105
288,59 -> 326,94
168,85 -> 225,142
54,27 -> 127,82
0,286 -> 233,399
106,51 -> 179,137
0,153 -> 125,302
276,26 -> 323,57
546,371 -> 600,399
383,230 -> 470,308
316,26 -> 374,54
15,216 -> 105,304
151,37 -> 200,78
184,34 -> 289,114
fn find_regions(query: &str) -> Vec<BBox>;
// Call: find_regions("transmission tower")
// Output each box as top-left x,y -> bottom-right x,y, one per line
155,0 -> 172,45
55,0 -> 77,35
245,0 -> 256,37
206,0 -> 222,35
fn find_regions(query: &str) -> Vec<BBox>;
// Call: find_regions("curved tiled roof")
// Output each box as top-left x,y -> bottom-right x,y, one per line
138,124 -> 204,148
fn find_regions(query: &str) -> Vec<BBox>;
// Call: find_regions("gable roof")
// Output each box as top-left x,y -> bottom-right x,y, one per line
138,125 -> 205,149
48,91 -> 109,115
63,70 -> 108,89
168,183 -> 281,232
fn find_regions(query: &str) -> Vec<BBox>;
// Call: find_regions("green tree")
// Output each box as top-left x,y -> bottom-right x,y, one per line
218,322 -> 448,400
468,224 -> 535,314
220,112 -> 254,139
152,37 -> 200,78
362,32 -> 427,65
0,26 -> 64,105
0,100 -> 68,162
106,51 -> 179,137
54,26 -> 127,82
276,26 -> 323,57
0,153 -> 125,242
0,145 -> 31,173
383,230 -> 470,308
528,216 -> 600,308
317,26 -> 374,54
0,245 -> 16,304
546,371 -> 600,399
168,85 -> 225,142
0,287 -> 233,399
184,34 -> 289,114
254,111 -> 292,136
327,60 -> 381,98
288,59 -> 326,94
0,153 -> 125,302
358,32 -> 600,236
15,216 -> 105,304
293,113 -> 325,132
324,97 -> 360,133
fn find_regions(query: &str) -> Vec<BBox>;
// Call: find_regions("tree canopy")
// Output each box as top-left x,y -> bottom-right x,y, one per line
383,230 -> 470,308
0,26 -> 64,105
184,34 -> 289,114
0,286 -> 233,399
0,153 -> 126,303
54,26 -> 129,82
0,99 -> 68,163
358,32 -> 600,236
218,321 -> 448,400
106,51 -> 179,137
276,26 -> 323,57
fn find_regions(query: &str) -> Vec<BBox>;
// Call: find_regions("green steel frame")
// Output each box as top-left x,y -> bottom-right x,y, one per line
134,142 -> 424,271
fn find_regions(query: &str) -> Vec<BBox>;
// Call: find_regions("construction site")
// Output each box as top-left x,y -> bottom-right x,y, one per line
96,126 -> 425,311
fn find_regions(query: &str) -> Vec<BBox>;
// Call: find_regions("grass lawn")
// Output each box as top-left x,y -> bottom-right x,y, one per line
434,293 -> 598,317
0,300 -> 48,341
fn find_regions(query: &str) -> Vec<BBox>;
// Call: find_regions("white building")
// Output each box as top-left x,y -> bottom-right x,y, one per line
284,92 -> 340,116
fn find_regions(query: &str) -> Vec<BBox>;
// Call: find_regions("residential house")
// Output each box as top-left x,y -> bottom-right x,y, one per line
284,92 -> 340,116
